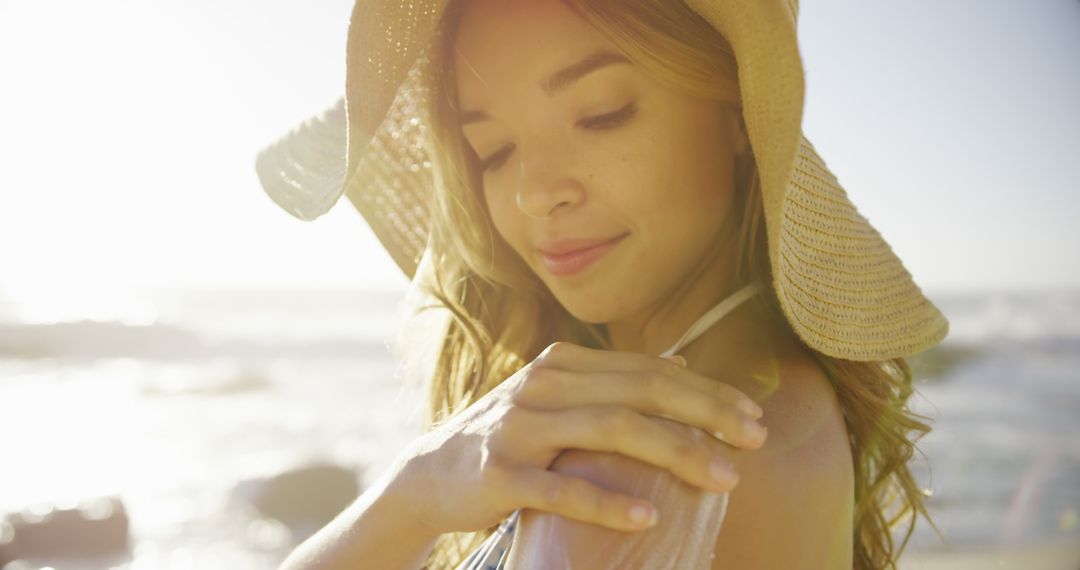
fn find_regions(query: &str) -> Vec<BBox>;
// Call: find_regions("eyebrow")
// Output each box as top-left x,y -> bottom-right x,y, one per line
459,50 -> 631,126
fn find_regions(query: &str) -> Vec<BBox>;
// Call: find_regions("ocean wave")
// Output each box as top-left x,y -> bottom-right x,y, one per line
0,320 -> 391,362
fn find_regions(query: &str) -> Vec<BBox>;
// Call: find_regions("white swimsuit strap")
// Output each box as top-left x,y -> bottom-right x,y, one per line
658,282 -> 763,358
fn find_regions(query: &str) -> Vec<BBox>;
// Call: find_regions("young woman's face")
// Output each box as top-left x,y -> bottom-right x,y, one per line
453,0 -> 747,325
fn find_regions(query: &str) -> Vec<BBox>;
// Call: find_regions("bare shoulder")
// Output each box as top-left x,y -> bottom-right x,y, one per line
706,333 -> 855,569
507,334 -> 855,569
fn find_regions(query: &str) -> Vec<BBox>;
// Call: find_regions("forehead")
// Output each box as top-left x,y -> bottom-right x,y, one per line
452,0 -> 619,106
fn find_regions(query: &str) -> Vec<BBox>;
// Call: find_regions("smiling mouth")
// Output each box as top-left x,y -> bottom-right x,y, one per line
539,234 -> 628,277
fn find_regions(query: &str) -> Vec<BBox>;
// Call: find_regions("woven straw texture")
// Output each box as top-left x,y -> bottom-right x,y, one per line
255,0 -> 949,361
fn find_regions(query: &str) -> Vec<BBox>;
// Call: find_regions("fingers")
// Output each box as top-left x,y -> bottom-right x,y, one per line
525,405 -> 742,495
511,467 -> 660,532
536,341 -> 669,374
515,367 -> 767,450
531,342 -> 764,419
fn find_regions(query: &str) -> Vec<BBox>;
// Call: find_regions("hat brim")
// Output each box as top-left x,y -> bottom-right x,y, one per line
255,0 -> 949,360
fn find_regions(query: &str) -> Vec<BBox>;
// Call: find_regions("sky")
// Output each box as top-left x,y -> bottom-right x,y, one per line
1,0 -> 1078,313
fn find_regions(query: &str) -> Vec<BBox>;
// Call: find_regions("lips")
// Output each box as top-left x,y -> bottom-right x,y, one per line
538,233 -> 628,277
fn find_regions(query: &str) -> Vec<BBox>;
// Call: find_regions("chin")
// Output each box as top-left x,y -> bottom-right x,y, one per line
529,262 -> 632,324
562,304 -> 612,326
545,287 -> 623,325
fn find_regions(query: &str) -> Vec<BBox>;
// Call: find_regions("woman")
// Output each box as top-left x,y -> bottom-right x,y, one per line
256,0 -> 949,568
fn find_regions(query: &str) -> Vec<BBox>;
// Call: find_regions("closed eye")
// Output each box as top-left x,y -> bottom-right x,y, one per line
479,102 -> 638,174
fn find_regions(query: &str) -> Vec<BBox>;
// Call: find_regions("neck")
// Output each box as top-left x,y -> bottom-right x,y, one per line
606,231 -> 745,356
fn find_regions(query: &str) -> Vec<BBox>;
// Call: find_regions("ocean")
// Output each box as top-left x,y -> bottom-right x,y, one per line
0,286 -> 1077,568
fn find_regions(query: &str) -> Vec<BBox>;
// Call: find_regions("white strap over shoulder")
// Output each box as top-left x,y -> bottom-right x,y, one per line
659,282 -> 763,359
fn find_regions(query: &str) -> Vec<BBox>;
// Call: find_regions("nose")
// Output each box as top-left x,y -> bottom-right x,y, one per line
514,141 -> 585,219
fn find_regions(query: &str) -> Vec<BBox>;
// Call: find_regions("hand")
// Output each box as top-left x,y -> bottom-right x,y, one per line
389,341 -> 767,535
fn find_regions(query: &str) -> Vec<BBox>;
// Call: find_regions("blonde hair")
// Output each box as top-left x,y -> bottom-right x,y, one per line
400,1 -> 937,568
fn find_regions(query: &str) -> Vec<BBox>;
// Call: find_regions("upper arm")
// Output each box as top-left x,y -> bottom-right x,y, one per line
504,352 -> 854,570
709,354 -> 854,569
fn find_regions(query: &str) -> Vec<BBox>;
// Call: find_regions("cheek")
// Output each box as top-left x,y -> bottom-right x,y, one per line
645,138 -> 732,224
606,132 -> 732,265
484,189 -> 527,251
605,142 -> 714,227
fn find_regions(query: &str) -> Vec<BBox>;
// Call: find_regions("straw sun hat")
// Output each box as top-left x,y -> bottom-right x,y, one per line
255,0 -> 949,362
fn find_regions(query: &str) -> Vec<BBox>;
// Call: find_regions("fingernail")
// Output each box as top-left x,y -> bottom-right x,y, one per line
744,418 -> 767,444
667,355 -> 687,367
710,459 -> 739,488
629,502 -> 659,527
739,399 -> 764,419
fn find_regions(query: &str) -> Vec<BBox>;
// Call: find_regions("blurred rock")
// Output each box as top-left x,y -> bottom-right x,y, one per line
0,496 -> 129,565
229,463 -> 361,542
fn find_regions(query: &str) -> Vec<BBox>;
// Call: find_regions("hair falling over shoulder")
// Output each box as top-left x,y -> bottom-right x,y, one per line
392,1 -> 940,568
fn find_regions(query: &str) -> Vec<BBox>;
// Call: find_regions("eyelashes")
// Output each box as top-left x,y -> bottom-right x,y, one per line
582,101 -> 639,129
478,102 -> 639,173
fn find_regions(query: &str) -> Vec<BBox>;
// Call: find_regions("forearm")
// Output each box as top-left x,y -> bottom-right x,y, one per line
277,467 -> 440,570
